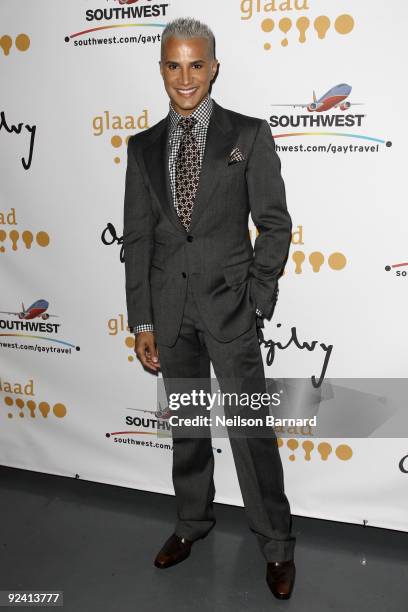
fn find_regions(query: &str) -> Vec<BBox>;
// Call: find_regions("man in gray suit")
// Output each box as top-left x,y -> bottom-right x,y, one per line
123,17 -> 296,600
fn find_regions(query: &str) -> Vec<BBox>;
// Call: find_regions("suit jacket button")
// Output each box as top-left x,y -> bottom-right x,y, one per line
182,272 -> 187,278
187,235 -> 193,242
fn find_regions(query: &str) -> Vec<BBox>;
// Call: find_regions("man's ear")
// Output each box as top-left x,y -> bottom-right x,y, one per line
211,60 -> 219,80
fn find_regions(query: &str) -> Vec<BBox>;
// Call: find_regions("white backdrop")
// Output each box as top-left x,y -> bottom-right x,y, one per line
1,0 -> 407,532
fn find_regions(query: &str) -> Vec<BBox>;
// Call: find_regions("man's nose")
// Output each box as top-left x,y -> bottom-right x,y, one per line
180,66 -> 192,85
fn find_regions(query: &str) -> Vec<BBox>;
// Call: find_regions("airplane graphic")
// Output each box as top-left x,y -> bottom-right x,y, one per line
271,83 -> 364,112
128,404 -> 172,420
0,299 -> 58,320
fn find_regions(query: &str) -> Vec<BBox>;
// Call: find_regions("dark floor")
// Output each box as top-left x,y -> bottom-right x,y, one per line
0,466 -> 407,612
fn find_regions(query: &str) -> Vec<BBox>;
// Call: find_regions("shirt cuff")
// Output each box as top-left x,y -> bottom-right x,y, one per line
131,323 -> 155,334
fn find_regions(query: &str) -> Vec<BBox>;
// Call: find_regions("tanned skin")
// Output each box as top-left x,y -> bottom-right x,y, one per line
134,35 -> 219,371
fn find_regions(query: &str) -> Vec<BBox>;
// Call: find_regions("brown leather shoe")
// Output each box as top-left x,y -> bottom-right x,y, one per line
154,533 -> 193,569
266,559 -> 296,600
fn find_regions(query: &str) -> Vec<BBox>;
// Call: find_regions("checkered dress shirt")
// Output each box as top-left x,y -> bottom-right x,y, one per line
131,95 -> 262,335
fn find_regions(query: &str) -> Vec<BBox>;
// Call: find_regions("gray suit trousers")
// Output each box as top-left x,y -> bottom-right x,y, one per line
157,280 -> 296,562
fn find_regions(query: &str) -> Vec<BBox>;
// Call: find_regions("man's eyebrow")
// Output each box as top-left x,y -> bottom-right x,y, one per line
164,59 -> 207,65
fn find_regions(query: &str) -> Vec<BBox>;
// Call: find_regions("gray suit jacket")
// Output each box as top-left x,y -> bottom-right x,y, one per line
123,100 -> 292,347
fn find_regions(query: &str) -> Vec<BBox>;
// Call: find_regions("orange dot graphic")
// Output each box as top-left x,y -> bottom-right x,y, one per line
302,440 -> 314,461
38,402 -> 51,418
335,14 -> 354,35
309,251 -> 324,272
22,230 -> 33,249
279,17 -> 292,33
114,157 -> 121,164
0,228 -> 6,251
261,18 -> 274,33
36,231 -> 50,247
279,17 -> 292,47
264,42 -> 272,51
336,444 -> 353,460
296,16 -> 310,43
27,400 -> 36,417
111,135 -> 122,148
53,403 -> 67,418
4,396 -> 13,406
0,35 -> 12,56
287,438 -> 299,461
317,442 -> 332,460
328,252 -> 347,270
292,250 -> 305,274
15,33 -> 30,51
9,229 -> 19,251
314,15 -> 331,39
125,336 -> 135,348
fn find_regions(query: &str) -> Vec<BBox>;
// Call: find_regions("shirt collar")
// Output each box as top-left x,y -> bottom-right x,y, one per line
168,94 -> 213,136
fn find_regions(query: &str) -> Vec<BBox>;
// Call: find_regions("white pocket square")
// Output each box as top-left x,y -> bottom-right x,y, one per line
228,147 -> 246,165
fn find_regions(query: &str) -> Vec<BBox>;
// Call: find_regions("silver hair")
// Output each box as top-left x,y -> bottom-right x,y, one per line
161,17 -> 216,59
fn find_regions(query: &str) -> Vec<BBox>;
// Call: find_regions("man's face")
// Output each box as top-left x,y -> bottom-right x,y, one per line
160,36 -> 218,116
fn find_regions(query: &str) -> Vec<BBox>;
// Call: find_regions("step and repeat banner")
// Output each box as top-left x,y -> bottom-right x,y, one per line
1,1 -> 407,532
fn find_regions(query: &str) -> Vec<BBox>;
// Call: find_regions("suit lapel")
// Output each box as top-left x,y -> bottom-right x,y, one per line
142,120 -> 186,234
142,101 -> 238,234
189,102 -> 237,232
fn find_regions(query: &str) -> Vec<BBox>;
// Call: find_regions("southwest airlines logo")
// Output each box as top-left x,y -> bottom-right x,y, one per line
270,83 -> 392,149
65,0 -> 168,44
0,298 -> 79,353
279,83 -> 362,113
0,299 -> 58,321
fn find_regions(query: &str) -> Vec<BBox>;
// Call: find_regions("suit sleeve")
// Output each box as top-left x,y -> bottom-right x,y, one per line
123,137 -> 154,329
246,119 -> 292,319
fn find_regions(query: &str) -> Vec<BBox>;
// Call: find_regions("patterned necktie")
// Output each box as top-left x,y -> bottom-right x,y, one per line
175,116 -> 200,232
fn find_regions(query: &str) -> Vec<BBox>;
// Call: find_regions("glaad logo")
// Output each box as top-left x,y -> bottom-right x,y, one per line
0,377 -> 68,420
278,438 -> 353,462
0,208 -> 50,253
92,108 -> 149,165
270,83 -> 392,152
240,0 -> 355,51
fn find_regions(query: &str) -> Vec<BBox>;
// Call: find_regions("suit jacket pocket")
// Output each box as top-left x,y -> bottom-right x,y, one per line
151,255 -> 165,271
223,257 -> 253,287
219,161 -> 247,179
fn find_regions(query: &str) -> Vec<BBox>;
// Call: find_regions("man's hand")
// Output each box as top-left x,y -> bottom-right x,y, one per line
134,331 -> 160,372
